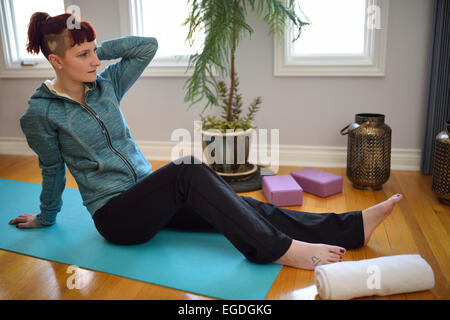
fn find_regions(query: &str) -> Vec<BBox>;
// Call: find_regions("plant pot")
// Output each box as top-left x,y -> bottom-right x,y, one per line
201,128 -> 255,176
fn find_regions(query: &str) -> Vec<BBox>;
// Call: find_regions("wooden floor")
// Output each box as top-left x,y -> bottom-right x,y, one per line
0,155 -> 449,300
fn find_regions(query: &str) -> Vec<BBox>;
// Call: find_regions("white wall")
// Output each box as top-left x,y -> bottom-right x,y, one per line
0,0 -> 433,167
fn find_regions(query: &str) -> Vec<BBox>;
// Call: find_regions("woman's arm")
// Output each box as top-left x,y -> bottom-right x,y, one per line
17,104 -> 66,227
95,35 -> 158,102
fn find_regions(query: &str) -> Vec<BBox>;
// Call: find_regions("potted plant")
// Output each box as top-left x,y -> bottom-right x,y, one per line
183,0 -> 309,176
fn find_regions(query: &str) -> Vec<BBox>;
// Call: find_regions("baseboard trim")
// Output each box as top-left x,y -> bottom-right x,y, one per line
0,137 -> 421,171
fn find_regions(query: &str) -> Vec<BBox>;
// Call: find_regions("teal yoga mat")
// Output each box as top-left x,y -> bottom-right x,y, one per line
0,178 -> 282,300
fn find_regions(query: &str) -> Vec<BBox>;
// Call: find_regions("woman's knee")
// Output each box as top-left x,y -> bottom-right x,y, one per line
102,227 -> 158,245
173,155 -> 204,166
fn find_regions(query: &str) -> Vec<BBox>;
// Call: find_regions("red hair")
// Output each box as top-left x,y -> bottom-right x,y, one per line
26,12 -> 97,59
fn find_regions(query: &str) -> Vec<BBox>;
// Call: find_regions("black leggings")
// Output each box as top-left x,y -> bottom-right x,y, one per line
93,155 -> 365,264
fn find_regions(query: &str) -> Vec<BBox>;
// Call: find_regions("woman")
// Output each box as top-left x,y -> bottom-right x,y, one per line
9,12 -> 403,270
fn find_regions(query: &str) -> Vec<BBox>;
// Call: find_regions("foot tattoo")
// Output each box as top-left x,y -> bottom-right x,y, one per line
311,256 -> 321,266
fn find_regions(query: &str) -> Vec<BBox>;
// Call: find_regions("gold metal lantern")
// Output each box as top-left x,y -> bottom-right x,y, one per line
340,113 -> 392,190
432,121 -> 450,205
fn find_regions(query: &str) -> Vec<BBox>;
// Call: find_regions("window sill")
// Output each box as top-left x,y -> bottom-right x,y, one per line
0,64 -> 194,79
141,66 -> 193,77
273,61 -> 386,77
0,67 -> 55,79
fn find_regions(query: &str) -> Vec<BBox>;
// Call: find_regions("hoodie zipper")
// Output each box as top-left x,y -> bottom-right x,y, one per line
78,103 -> 138,184
43,84 -> 138,184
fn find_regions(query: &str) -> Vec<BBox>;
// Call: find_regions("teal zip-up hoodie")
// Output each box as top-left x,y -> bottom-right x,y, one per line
19,35 -> 158,226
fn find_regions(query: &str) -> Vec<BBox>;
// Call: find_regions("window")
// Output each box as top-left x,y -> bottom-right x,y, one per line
0,0 -> 69,78
0,0 -> 200,78
274,0 -> 389,76
125,0 -> 204,77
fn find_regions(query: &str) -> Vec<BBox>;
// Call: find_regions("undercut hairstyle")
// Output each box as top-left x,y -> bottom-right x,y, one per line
26,12 -> 97,59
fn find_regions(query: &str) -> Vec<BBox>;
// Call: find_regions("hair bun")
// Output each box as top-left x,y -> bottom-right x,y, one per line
26,12 -> 51,55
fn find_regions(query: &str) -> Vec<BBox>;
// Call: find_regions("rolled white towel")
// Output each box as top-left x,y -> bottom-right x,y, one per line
314,254 -> 435,300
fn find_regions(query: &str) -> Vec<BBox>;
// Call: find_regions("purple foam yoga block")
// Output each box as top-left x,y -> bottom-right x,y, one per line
262,175 -> 303,206
290,168 -> 343,198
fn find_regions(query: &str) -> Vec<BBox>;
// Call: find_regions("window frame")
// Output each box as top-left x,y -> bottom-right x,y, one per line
273,0 -> 389,77
0,0 -> 74,78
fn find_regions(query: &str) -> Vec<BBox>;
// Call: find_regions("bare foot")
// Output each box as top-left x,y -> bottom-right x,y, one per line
362,193 -> 403,245
274,240 -> 346,270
